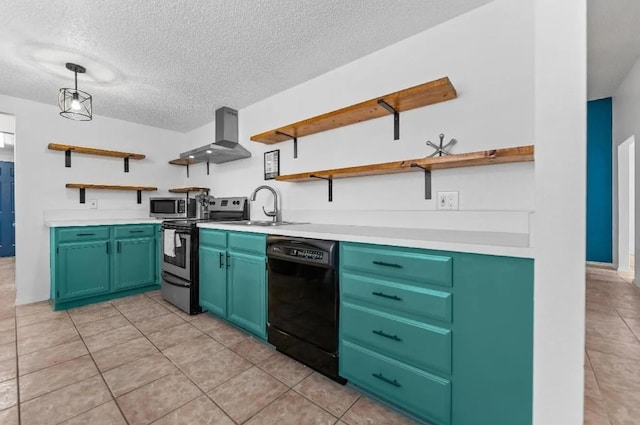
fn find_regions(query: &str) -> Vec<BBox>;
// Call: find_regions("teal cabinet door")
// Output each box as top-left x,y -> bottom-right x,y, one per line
56,241 -> 110,300
227,251 -> 266,338
199,245 -> 227,317
114,237 -> 156,290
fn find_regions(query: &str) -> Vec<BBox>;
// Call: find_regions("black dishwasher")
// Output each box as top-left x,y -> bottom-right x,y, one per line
266,236 -> 344,383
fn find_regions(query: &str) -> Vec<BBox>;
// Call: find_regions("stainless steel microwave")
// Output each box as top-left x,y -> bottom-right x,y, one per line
149,197 -> 197,219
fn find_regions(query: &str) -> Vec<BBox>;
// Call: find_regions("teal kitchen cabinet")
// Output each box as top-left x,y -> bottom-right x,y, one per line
227,250 -> 267,338
339,242 -> 533,425
55,240 -> 111,300
113,224 -> 157,291
199,244 -> 227,317
199,229 -> 267,339
50,224 -> 160,310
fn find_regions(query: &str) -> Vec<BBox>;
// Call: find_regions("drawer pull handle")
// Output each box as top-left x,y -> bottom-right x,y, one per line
372,373 -> 401,388
372,260 -> 403,269
371,291 -> 402,301
76,233 -> 95,236
129,230 -> 145,233
372,329 -> 402,342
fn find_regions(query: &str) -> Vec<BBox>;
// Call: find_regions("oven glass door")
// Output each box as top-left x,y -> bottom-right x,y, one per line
162,231 -> 191,281
268,257 -> 337,353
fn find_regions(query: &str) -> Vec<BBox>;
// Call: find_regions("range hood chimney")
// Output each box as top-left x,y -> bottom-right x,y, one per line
180,107 -> 251,164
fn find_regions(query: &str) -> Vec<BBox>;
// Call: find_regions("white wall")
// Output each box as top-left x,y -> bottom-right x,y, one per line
0,94 -> 187,305
533,1 -> 586,425
182,0 -> 535,234
613,55 -> 640,282
630,142 -> 635,255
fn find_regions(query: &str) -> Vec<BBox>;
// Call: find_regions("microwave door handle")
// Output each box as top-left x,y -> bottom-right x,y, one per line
162,272 -> 190,288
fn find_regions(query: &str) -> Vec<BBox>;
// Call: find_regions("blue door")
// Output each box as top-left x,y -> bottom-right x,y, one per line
0,161 -> 15,257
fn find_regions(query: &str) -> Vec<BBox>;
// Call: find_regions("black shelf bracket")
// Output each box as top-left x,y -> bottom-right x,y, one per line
65,149 -> 72,167
186,163 -> 190,178
410,164 -> 432,200
276,130 -> 298,159
377,99 -> 400,140
206,161 -> 210,175
310,174 -> 333,202
136,190 -> 142,204
124,157 -> 130,173
79,188 -> 86,204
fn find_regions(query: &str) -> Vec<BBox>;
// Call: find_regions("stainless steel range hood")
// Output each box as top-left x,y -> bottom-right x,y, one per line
180,107 -> 251,164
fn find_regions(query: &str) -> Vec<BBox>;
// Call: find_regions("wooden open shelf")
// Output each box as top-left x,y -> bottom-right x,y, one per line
276,145 -> 533,182
49,143 -> 145,159
168,158 -> 195,166
49,143 -> 145,172
276,145 -> 533,201
250,77 -> 457,147
65,184 -> 157,204
169,187 -> 209,194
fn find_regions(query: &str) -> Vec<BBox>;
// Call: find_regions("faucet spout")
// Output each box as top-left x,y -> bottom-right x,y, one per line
249,185 -> 279,222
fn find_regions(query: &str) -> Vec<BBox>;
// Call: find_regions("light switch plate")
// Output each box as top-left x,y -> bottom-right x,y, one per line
437,191 -> 459,210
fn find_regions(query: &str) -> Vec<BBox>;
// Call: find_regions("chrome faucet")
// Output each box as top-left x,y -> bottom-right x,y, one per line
250,185 -> 279,223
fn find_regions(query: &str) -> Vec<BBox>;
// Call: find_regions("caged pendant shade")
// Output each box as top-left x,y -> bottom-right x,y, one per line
58,63 -> 92,121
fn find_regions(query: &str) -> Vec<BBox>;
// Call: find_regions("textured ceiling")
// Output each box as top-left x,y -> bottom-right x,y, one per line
0,0 -> 491,132
588,0 -> 640,100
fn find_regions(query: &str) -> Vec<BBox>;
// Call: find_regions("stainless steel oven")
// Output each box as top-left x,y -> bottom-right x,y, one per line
161,229 -> 191,281
150,197 -> 197,219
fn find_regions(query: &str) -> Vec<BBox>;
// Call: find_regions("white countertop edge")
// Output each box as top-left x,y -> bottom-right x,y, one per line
197,223 -> 534,259
45,218 -> 163,227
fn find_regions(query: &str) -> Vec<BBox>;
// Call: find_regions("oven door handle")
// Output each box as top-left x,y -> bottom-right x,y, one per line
162,272 -> 190,288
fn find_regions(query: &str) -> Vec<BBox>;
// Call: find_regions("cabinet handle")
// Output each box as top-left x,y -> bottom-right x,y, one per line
106,242 -> 109,255
372,329 -> 402,342
226,253 -> 230,268
372,373 -> 401,388
219,252 -> 224,268
117,241 -> 121,253
77,233 -> 95,236
129,230 -> 145,234
372,260 -> 403,269
371,291 -> 402,301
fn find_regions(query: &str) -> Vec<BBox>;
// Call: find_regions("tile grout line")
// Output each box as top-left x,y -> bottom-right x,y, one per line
66,306 -> 132,425
145,293 -> 354,424
585,276 -> 622,425
109,296 -> 219,424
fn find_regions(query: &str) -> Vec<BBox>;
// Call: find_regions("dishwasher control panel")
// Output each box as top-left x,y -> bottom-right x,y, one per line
267,236 -> 337,267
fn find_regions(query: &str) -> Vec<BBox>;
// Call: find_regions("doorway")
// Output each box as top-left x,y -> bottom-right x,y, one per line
0,114 -> 15,258
617,136 -> 635,273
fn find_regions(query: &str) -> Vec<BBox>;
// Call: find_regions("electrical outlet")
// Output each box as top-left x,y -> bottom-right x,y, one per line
89,199 -> 98,209
437,191 -> 459,210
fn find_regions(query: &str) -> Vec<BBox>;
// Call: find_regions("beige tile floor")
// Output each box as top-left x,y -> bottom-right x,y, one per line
0,257 -> 417,425
1,257 -> 637,424
585,265 -> 640,425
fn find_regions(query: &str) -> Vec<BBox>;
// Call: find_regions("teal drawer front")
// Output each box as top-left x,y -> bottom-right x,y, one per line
114,225 -> 156,239
342,302 -> 451,375
342,243 -> 452,287
341,272 -> 452,323
56,226 -> 110,243
341,340 -> 451,425
200,229 -> 227,248
228,232 -> 266,255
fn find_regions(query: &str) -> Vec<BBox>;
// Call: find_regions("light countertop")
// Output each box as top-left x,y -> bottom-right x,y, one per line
197,222 -> 533,258
45,218 -> 163,227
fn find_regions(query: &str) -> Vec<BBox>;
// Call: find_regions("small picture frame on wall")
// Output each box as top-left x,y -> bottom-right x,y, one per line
264,149 -> 280,180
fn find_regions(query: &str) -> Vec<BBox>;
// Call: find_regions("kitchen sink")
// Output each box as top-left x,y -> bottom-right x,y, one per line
220,220 -> 308,227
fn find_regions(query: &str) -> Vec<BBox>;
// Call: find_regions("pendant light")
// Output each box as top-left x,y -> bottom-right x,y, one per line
58,63 -> 92,121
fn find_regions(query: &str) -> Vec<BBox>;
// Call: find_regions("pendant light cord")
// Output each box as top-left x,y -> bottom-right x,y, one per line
74,69 -> 78,91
